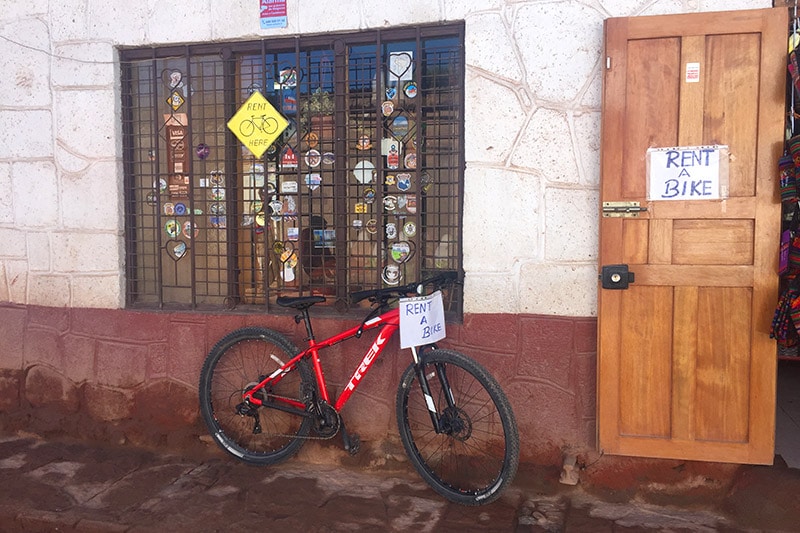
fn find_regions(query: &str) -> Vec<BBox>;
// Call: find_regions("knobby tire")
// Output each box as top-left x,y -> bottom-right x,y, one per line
199,327 -> 313,465
396,349 -> 520,505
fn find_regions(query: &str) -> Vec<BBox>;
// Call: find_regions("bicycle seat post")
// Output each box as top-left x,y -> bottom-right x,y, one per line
296,308 -> 315,342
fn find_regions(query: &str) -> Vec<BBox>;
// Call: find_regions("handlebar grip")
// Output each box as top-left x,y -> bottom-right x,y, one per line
431,271 -> 459,284
349,271 -> 461,304
419,271 -> 460,290
350,289 -> 377,304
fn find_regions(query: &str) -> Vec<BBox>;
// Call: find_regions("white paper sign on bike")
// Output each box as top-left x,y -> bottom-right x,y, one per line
399,290 -> 446,349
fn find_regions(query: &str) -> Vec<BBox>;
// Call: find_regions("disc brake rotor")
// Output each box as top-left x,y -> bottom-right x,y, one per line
442,406 -> 472,442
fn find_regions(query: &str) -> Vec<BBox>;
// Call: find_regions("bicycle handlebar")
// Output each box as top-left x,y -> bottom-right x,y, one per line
350,271 -> 460,305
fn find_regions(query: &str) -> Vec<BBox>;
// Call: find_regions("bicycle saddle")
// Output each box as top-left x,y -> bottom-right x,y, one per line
276,295 -> 326,310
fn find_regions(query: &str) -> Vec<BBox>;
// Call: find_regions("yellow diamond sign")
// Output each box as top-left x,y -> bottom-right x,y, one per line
227,91 -> 288,158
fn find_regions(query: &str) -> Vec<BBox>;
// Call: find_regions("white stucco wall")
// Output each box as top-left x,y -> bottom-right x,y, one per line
0,0 -> 772,315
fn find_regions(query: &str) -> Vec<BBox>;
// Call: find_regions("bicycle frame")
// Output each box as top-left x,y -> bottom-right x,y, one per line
243,307 -> 402,413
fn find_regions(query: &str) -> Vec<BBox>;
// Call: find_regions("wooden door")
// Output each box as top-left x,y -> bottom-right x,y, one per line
598,7 -> 786,464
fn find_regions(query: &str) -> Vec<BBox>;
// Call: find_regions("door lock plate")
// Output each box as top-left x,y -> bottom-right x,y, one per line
600,264 -> 635,289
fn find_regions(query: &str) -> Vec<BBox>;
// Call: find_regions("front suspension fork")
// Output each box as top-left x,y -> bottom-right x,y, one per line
411,345 -> 456,435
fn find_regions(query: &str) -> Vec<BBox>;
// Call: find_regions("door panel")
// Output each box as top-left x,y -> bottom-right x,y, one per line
622,39 -> 680,198
704,33 -> 760,195
618,286 -> 673,438
598,8 -> 786,464
694,286 -> 751,443
671,219 -> 754,265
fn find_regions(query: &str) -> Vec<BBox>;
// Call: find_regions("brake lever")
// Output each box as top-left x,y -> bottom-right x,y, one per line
356,298 -> 384,338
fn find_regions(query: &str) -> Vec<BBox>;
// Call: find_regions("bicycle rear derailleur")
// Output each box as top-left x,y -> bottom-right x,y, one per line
237,382 -> 266,434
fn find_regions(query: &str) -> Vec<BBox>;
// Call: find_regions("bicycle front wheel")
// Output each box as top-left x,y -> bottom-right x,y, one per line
396,349 -> 520,505
199,327 -> 313,465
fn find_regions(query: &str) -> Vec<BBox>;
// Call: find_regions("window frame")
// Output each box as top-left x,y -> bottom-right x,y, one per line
120,23 -> 465,318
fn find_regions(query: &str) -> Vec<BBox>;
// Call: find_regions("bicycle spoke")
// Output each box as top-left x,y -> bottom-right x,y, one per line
397,349 -> 519,505
200,327 -> 313,464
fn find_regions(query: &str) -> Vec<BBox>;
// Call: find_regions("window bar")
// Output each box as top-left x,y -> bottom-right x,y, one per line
424,48 -> 436,274
294,37 -> 306,297
269,52 -> 280,300
265,52 -> 276,307
224,47 -> 241,309
301,48 -> 311,295
333,39 -> 349,302
374,31 -> 385,289
151,54 -> 165,308
121,60 -> 138,305
259,41 -> 270,310
183,46 -> 198,308
413,27 -> 423,282
420,37 -> 431,278
420,47 -> 434,275
456,30 -> 466,294
321,47 -> 336,300
145,58 -> 160,305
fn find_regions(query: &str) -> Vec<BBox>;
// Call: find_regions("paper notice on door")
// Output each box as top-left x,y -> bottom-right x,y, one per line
685,62 -> 700,83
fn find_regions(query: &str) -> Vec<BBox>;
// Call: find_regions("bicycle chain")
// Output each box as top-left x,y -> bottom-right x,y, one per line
256,393 -> 340,441
268,430 -> 337,441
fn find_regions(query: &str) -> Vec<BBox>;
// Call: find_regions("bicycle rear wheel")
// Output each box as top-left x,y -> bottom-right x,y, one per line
396,349 -> 519,505
199,327 -> 313,465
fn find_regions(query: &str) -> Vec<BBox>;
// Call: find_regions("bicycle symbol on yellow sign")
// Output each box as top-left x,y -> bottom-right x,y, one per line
240,115 -> 279,137
227,91 -> 288,158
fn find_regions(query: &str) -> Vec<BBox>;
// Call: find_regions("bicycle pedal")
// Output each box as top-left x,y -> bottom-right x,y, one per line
341,429 -> 360,455
345,433 -> 361,456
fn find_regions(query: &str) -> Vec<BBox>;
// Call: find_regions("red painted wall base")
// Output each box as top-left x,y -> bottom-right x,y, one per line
0,304 -> 598,466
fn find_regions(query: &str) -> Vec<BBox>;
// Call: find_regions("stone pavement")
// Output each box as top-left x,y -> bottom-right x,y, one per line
0,432 -> 799,532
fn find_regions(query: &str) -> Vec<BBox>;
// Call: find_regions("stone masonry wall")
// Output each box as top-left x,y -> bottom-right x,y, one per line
0,0 -> 771,316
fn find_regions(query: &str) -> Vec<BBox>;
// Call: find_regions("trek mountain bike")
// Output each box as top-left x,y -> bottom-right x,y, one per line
198,272 -> 519,505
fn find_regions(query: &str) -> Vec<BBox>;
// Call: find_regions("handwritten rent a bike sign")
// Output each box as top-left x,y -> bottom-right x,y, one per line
227,91 -> 288,158
399,291 -> 446,349
646,145 -> 729,201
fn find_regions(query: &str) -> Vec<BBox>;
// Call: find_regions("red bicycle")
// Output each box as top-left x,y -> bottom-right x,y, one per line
198,272 -> 519,505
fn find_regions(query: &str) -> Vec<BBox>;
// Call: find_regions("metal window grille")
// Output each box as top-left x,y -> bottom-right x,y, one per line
121,24 -> 464,316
